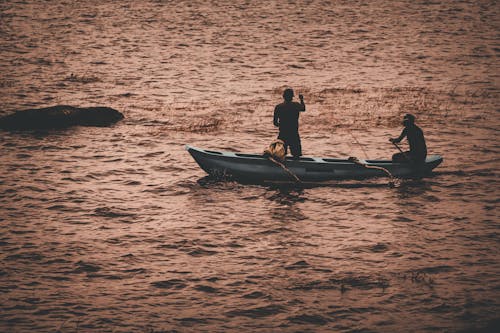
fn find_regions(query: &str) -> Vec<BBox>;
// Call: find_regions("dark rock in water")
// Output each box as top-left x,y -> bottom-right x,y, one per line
0,105 -> 124,130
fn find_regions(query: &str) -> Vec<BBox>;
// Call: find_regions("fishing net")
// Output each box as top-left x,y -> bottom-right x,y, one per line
263,139 -> 286,162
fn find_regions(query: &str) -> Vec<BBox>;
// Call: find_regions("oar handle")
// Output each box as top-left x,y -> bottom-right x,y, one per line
392,141 -> 412,162
392,141 -> 404,153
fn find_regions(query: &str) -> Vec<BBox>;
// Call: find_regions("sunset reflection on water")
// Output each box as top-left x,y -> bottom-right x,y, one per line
0,0 -> 499,332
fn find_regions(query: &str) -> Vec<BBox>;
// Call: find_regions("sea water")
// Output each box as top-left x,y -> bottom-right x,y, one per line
0,1 -> 498,332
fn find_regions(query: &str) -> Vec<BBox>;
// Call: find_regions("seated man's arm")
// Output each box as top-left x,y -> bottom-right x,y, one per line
273,106 -> 280,127
390,128 -> 407,143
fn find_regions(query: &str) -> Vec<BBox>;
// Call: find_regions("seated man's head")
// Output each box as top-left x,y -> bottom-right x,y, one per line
403,113 -> 415,127
283,88 -> 294,102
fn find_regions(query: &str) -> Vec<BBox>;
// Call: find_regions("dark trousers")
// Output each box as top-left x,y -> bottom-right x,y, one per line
278,133 -> 302,158
392,151 -> 426,164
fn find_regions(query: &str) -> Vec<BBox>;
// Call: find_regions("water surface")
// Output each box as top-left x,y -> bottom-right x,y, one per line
0,0 -> 499,332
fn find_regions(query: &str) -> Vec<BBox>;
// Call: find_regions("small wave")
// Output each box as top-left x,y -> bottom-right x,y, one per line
370,243 -> 389,252
187,248 -> 218,257
73,261 -> 101,273
291,274 -> 390,292
194,285 -> 219,293
124,180 -> 142,186
123,268 -> 147,274
334,275 -> 390,291
287,313 -> 329,325
43,275 -> 72,281
285,260 -> 310,270
289,279 -> 338,291
5,252 -> 44,261
242,291 -> 267,299
140,151 -> 165,158
392,216 -> 415,222
93,207 -> 136,218
257,227 -> 295,235
151,279 -> 187,289
434,169 -> 496,178
44,258 -> 71,265
175,317 -> 209,325
226,241 -> 243,248
103,158 -> 123,163
226,304 -> 284,318
343,243 -> 390,253
418,265 -> 455,274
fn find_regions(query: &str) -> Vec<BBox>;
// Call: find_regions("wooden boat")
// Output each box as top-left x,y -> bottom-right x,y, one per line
186,145 -> 443,182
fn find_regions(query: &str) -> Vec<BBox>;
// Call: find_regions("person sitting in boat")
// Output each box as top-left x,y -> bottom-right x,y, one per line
389,113 -> 427,163
273,88 -> 306,159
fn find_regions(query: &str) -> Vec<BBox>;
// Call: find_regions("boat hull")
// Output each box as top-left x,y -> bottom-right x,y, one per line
186,145 -> 443,182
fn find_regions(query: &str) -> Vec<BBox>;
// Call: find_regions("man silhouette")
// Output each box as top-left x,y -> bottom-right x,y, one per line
389,113 -> 427,163
273,88 -> 306,158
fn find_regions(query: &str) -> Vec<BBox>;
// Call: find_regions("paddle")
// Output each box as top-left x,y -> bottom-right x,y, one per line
267,156 -> 301,183
263,140 -> 301,183
392,141 -> 412,162
392,141 -> 404,154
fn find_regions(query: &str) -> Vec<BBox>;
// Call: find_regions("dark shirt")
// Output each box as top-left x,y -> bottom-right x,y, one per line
398,124 -> 427,159
273,101 -> 305,136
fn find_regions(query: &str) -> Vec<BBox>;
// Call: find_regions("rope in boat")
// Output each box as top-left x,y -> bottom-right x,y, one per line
348,156 -> 397,187
344,134 -> 398,187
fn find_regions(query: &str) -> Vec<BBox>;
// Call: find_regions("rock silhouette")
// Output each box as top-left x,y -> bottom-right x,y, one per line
0,105 -> 124,130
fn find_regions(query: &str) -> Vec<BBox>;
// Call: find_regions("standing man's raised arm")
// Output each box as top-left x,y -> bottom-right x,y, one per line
299,94 -> 306,112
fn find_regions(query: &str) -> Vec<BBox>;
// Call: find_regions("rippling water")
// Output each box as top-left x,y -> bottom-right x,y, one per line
1,0 -> 499,332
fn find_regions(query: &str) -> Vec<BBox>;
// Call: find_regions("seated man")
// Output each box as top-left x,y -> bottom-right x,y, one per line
273,88 -> 306,158
389,114 -> 427,163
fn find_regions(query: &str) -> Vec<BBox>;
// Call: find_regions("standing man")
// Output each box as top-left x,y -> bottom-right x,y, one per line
273,88 -> 306,159
389,113 -> 427,163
